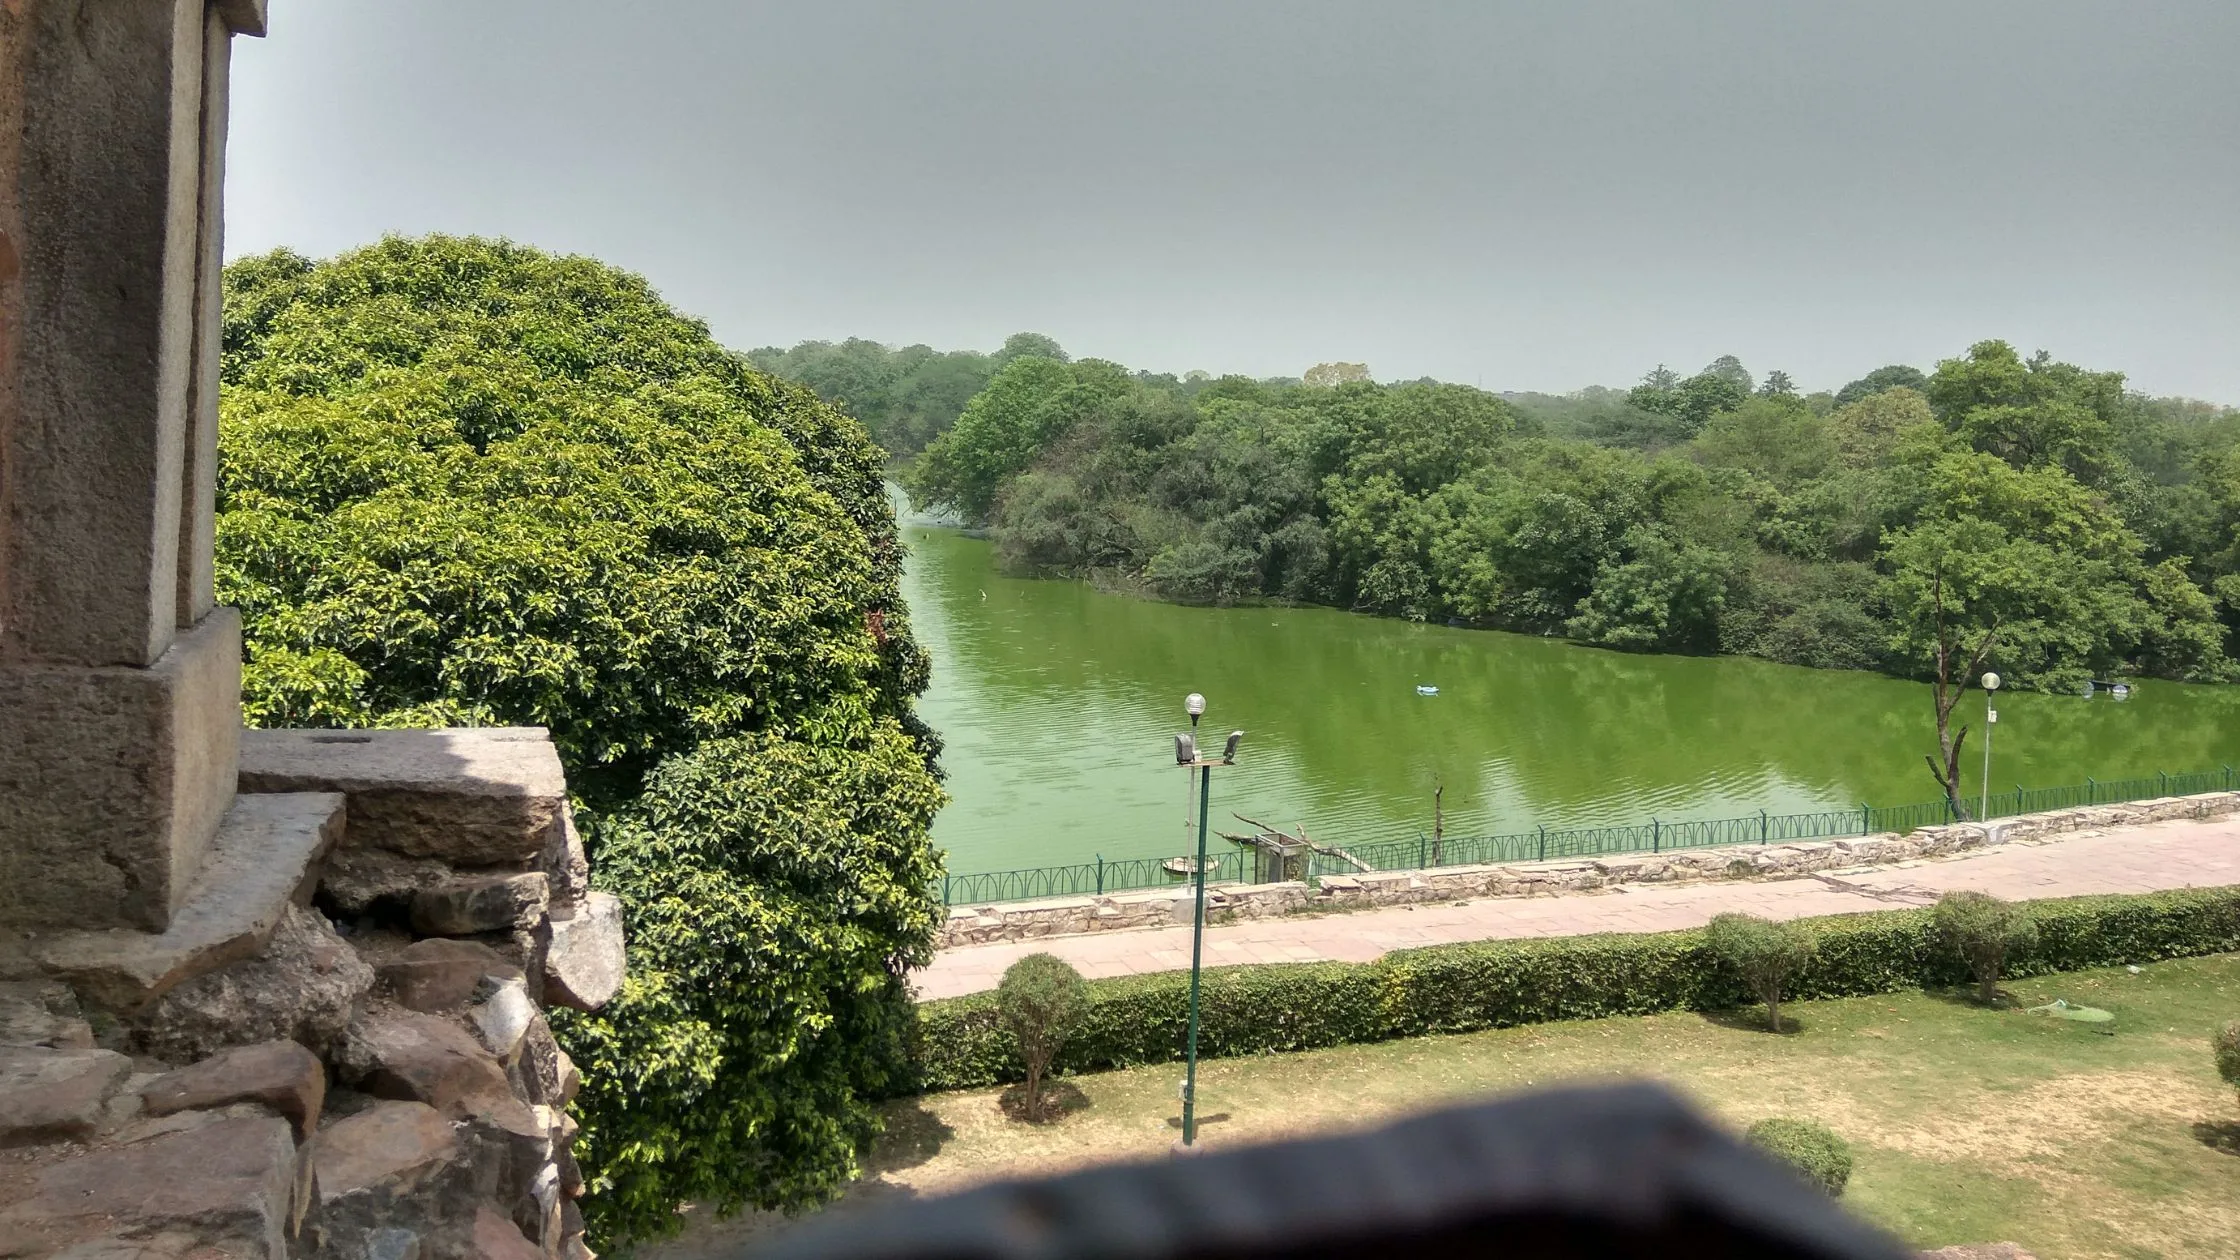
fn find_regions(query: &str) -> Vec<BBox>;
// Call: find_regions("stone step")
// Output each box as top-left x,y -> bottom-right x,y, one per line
28,793 -> 345,1010
238,727 -> 566,867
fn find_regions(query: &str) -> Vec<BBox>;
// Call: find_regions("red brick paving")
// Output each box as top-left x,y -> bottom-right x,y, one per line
912,815 -> 2240,1000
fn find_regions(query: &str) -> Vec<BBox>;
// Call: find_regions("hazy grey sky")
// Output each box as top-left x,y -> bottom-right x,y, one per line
227,2 -> 2240,401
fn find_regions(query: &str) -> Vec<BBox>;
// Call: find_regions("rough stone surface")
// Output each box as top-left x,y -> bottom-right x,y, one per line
337,1012 -> 513,1118
472,1205 -> 545,1260
138,1038 -> 326,1138
380,939 -> 525,1015
1919,1246 -> 2038,1260
0,1116 -> 296,1258
0,608 -> 245,934
313,1101 -> 463,1201
32,793 -> 346,1010
0,1046 -> 132,1144
470,978 -> 538,1063
239,727 -> 567,865
133,903 -> 374,1062
303,1100 -> 494,1260
542,892 -> 624,1012
320,847 -> 467,919
515,1015 -> 574,1108
412,874 -> 550,938
0,979 -> 94,1048
544,809 -> 590,908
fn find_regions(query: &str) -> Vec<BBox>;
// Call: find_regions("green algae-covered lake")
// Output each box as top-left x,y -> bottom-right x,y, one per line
901,522 -> 2240,879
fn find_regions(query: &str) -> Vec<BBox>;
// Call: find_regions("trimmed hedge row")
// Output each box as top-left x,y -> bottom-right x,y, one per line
906,886 -> 2240,1093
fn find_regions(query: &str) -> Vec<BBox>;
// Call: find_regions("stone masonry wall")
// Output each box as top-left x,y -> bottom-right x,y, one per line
937,792 -> 2240,949
0,727 -> 624,1260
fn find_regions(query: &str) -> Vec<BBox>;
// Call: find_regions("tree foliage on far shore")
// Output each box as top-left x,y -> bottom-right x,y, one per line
887,341 -> 2239,693
217,236 -> 945,1247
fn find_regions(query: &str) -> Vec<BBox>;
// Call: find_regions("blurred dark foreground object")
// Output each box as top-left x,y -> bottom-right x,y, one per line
758,1082 -> 1912,1260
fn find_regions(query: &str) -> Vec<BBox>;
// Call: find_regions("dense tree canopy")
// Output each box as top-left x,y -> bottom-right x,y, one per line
218,236 -> 945,1246
747,331 -> 1068,458
896,342 -> 2238,692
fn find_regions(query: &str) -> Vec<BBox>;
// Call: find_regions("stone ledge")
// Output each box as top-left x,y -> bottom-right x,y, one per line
29,792 -> 345,1010
240,727 -> 567,867
936,791 -> 2240,948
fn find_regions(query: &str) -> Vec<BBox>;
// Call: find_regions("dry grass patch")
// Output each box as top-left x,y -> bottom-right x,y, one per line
645,955 -> 2240,1260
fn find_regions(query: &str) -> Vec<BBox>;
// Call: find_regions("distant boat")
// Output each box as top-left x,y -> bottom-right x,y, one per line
2085,680 -> 2132,699
1416,685 -> 1439,696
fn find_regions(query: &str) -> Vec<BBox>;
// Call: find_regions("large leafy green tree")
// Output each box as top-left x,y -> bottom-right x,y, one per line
905,357 -> 1130,523
218,236 -> 945,1246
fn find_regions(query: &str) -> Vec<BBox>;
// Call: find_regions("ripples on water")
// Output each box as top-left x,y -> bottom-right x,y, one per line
901,521 -> 2240,876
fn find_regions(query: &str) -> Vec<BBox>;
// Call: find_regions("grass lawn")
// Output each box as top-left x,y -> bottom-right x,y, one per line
830,955 -> 2240,1260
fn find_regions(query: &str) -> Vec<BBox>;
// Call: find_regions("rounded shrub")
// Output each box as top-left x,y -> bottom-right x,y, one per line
1706,912 -> 1816,1031
1934,890 -> 2040,1005
1745,1117 -> 1854,1195
998,953 -> 1090,1122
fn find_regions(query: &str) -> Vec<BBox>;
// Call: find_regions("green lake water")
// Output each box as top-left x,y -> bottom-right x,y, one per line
901,521 -> 2240,878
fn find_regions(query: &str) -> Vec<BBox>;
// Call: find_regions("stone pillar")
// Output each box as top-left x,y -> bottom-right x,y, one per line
0,0 -> 267,932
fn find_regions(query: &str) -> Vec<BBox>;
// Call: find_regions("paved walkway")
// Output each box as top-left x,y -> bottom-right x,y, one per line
913,815 -> 2240,1000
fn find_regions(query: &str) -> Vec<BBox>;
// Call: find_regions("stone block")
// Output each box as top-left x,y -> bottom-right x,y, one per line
470,977 -> 538,1063
381,939 -> 525,1014
131,902 -> 374,1063
239,726 -> 567,865
412,873 -> 551,937
138,1039 -> 325,1139
313,1101 -> 463,1202
319,847 -> 464,918
0,1046 -> 133,1144
473,1204 -> 546,1260
543,892 -> 624,1012
0,610 -> 243,933
0,1115 -> 297,1258
516,1014 -> 575,1108
337,1012 -> 514,1119
545,806 -> 591,908
0,979 -> 94,1049
2135,796 -> 2196,822
32,792 -> 345,1011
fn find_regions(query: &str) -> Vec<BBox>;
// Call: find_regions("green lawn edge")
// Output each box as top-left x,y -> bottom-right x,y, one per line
905,885 -> 2240,1092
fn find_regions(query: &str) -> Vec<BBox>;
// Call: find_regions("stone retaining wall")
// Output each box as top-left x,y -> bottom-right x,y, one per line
0,728 -> 624,1260
937,792 -> 2240,949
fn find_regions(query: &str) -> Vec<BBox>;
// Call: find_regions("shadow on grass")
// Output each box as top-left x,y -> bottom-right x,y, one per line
997,1080 -> 1092,1125
868,1100 -> 956,1175
1164,1111 -> 1232,1131
1696,1007 -> 1806,1035
2192,1121 -> 2240,1157
1923,986 -> 2015,1010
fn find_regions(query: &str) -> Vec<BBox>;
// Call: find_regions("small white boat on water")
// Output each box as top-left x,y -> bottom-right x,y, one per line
1416,684 -> 1439,696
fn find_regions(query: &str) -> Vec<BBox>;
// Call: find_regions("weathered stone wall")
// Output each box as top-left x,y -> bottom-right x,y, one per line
937,793 -> 2240,948
0,727 -> 624,1260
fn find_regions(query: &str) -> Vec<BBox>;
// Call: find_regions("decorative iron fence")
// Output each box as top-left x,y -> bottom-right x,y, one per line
936,765 -> 2240,907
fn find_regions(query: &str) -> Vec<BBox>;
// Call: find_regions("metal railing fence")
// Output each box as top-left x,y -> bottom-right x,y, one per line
937,765 -> 2239,907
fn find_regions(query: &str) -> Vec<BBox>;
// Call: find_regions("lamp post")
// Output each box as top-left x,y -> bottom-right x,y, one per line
1173,694 -> 1241,1149
1183,693 -> 1203,874
1980,672 -> 2001,823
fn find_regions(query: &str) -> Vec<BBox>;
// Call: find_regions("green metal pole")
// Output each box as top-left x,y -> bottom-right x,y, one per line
1980,693 -> 1993,823
1181,761 -> 1212,1146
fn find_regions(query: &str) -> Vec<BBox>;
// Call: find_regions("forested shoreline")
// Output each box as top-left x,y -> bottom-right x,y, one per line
757,336 -> 2240,692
